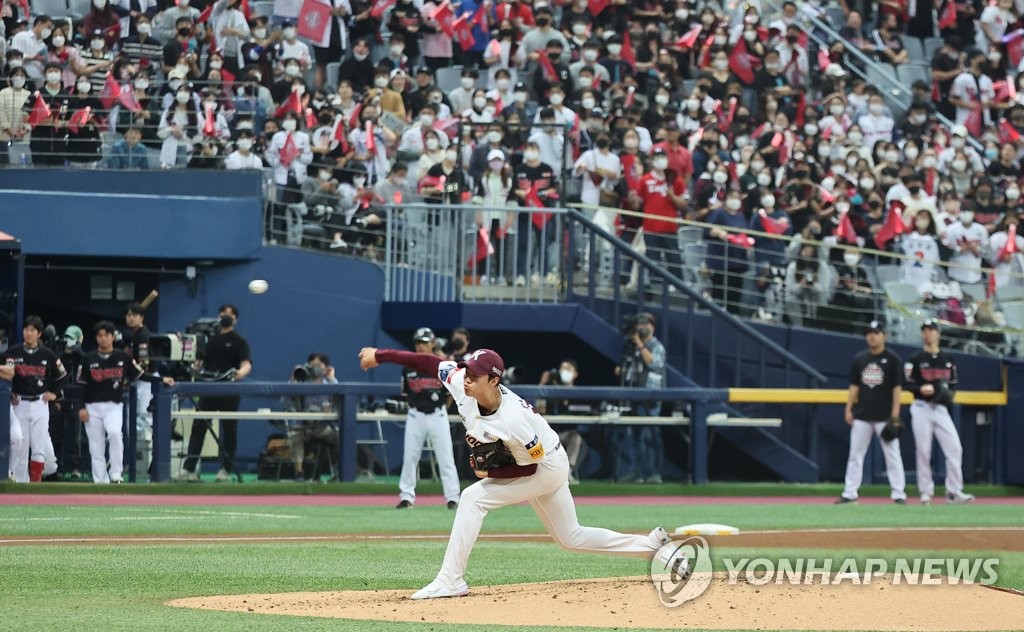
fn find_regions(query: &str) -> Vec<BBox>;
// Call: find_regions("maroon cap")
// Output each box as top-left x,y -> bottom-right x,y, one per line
458,349 -> 505,380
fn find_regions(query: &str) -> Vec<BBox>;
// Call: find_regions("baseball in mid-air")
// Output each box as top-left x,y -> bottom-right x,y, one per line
248,279 -> 269,294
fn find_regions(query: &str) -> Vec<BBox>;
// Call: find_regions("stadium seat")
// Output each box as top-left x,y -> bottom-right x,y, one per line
67,0 -> 90,19
325,61 -> 341,92
899,35 -> 926,64
896,64 -> 931,87
436,66 -> 465,93
996,283 -> 1024,303
923,37 -> 944,61
32,0 -> 68,18
873,264 -> 901,287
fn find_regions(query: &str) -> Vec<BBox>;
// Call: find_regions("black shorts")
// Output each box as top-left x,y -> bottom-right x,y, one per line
313,24 -> 344,65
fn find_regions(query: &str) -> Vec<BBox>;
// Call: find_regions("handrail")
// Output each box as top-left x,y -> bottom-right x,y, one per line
565,208 -> 828,385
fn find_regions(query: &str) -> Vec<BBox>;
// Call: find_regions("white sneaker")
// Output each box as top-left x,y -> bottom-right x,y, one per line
530,272 -> 541,285
648,526 -> 672,548
215,468 -> 230,482
947,492 -> 976,504
173,469 -> 199,482
479,275 -> 491,286
544,271 -> 559,286
921,495 -> 932,506
410,579 -> 470,600
514,275 -> 526,287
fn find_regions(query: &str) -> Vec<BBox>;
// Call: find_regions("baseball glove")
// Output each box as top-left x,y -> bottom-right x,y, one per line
469,440 -> 514,471
880,416 -> 902,442
932,381 -> 954,406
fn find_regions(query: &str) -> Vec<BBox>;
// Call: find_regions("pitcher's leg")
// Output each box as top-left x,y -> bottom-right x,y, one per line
841,420 -> 875,500
872,423 -> 907,500
911,406 -> 935,500
932,407 -> 965,496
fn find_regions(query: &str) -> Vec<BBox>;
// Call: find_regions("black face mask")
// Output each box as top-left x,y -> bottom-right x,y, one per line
499,29 -> 514,39
548,52 -> 560,61
220,314 -> 235,328
786,34 -> 798,44
178,27 -> 192,38
794,170 -> 809,178
536,17 -> 550,27
908,185 -> 921,195
596,138 -> 610,149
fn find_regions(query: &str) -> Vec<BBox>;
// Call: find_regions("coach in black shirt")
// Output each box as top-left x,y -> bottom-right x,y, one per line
177,304 -> 252,482
837,320 -> 907,504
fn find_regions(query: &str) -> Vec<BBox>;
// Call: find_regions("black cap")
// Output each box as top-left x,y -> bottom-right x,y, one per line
921,319 -> 940,331
865,320 -> 885,334
413,327 -> 435,343
514,81 -> 527,92
125,302 -> 145,315
415,66 -> 432,76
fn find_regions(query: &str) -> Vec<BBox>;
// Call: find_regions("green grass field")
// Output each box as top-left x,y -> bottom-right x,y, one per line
1,486 -> 1021,632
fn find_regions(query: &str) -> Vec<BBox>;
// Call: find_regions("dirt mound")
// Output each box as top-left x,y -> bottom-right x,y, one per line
169,574 -> 1024,631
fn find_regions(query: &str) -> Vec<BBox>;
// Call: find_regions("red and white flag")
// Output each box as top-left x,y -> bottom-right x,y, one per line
27,92 -> 51,128
370,0 -> 396,18
758,209 -> 789,235
279,133 -> 300,167
68,107 -> 91,133
835,211 -> 858,244
297,0 -> 332,41
99,74 -> 121,109
273,90 -> 303,119
453,14 -> 476,50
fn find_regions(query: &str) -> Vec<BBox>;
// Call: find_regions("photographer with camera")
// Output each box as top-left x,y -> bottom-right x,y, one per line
175,304 -> 252,483
396,328 -> 460,509
538,359 -> 589,485
614,313 -> 666,484
286,352 -> 338,483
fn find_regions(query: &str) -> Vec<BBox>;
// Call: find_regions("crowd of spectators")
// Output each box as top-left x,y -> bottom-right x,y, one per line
2,0 -> 1024,332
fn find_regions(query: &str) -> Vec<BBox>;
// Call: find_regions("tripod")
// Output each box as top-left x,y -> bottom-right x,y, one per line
180,369 -> 243,482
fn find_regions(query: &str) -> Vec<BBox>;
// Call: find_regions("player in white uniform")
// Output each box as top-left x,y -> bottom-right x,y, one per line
904,320 -> 975,505
359,345 -> 687,600
2,365 -> 22,480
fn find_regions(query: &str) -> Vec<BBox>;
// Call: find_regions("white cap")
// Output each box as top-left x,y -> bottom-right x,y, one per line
951,124 -> 968,137
487,149 -> 505,161
824,63 -> 847,78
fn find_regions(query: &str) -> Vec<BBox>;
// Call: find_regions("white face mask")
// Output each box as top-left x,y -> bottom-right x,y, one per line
549,93 -> 563,106
254,27 -> 267,38
843,252 -> 860,266
420,114 -> 434,127
712,171 -> 728,184
282,118 -> 297,131
138,23 -> 151,35
922,156 -> 937,168
390,46 -> 404,57
607,44 -> 622,55
45,72 -> 61,84
736,163 -> 748,177
237,138 -> 253,150
761,195 -> 775,207
836,201 -> 850,213
283,27 -> 296,39
828,104 -> 845,117
750,160 -> 765,173
461,77 -> 475,90
52,35 -> 66,47
713,59 -> 728,71
91,39 -> 105,50
489,159 -> 504,171
487,130 -> 502,144
558,369 -> 575,383
860,178 -> 875,189
655,94 -> 670,106
714,35 -> 726,46
426,137 -> 439,150
176,91 -> 190,104
523,149 -> 540,162
354,51 -> 368,61
473,96 -> 487,109
833,164 -> 846,176
319,170 -> 332,181
572,23 -> 587,36
583,49 -> 598,62
374,76 -> 388,88
445,150 -> 458,163
817,144 -> 831,158
285,65 -> 301,77
960,211 -> 974,224
884,150 -> 899,162
496,78 -> 511,90
951,137 -> 966,149
845,156 -> 858,168
353,176 -> 366,188
756,172 -> 772,186
905,146 -> 919,160
915,218 -> 930,231
41,27 -> 52,39
93,0 -> 105,7
168,79 -> 183,92
578,76 -> 593,88
12,76 -> 26,89
725,198 -> 742,211
209,60 -> 223,70
653,157 -> 669,170
581,97 -> 596,110
686,99 -> 700,111
869,103 -> 884,115
847,131 -> 862,143
804,124 -> 818,136
744,29 -> 757,42
951,159 -> 967,172
1008,188 -> 1021,201
624,137 -> 639,149
514,91 -> 527,104
133,78 -> 148,90
77,80 -> 91,92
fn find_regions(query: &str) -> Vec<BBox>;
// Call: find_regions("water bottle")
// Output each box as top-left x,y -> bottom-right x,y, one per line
20,152 -> 27,166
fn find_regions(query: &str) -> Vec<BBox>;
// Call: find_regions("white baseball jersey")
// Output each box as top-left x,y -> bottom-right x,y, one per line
438,360 -> 561,466
901,232 -> 941,290
942,221 -> 990,283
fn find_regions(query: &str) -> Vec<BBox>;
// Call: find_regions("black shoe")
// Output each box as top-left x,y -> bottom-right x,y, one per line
42,472 -> 60,482
894,498 -> 906,505
834,496 -> 858,505
396,500 -> 412,509
447,501 -> 458,510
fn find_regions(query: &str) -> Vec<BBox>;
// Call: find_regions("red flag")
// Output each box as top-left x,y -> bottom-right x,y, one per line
817,48 -> 830,70
1006,30 -> 1024,67
728,38 -> 755,84
304,107 -> 317,130
987,270 -> 998,298
964,106 -> 983,137
471,3 -> 489,26
726,232 -> 755,248
99,74 -> 121,109
758,209 -> 788,235
794,92 -> 806,127
770,132 -> 784,148
68,107 -> 91,133
524,186 -> 553,228
797,32 -> 808,49
588,0 -> 609,15
624,86 -> 635,108
472,226 -> 495,264
537,51 -> 557,82
273,90 -> 303,119
196,3 -> 214,23
118,87 -> 142,113
430,1 -> 456,37
925,168 -> 935,195
27,93 -> 51,128
821,125 -> 832,141
675,24 -> 702,49
240,0 -> 251,19
348,102 -> 363,130
365,120 -> 375,152
621,29 -> 636,68
453,14 -> 476,50
938,0 -> 957,29
697,33 -> 714,68
203,105 -> 216,136
393,191 -> 403,204
835,212 -> 857,244
1000,119 -> 1021,143
370,0 -> 396,17
279,132 -> 300,167
817,183 -> 835,204
16,0 -> 28,18
433,116 -> 460,138
998,223 -> 1021,260
297,0 -> 332,41
874,202 -> 908,249
332,116 -> 351,154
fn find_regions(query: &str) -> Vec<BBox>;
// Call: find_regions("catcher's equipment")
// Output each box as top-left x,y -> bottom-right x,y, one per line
932,381 -> 954,406
469,440 -> 514,471
880,416 -> 902,442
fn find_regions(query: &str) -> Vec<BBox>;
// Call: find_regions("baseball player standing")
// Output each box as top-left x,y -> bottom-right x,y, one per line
904,319 -> 975,505
359,345 -> 686,600
2,316 -> 68,483
123,303 -> 154,449
77,321 -> 174,484
2,365 -> 23,481
396,328 -> 461,510
837,320 -> 908,505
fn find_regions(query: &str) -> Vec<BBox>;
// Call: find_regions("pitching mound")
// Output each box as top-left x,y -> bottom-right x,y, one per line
169,574 -> 1024,631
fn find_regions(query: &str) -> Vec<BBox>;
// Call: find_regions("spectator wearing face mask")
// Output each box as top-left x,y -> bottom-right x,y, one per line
10,15 -> 53,81
338,39 -> 373,93
398,103 -> 445,162
511,141 -> 560,286
987,212 -> 1024,287
897,172 -> 938,223
122,16 -> 164,69
161,17 -> 201,77
784,242 -> 831,327
950,50 -> 1000,129
942,206 -> 990,284
27,62 -> 67,166
830,247 -> 875,329
532,41 -> 574,106
870,12 -> 908,67
901,209 -> 942,292
522,8 -> 570,62
86,0 -> 121,48
857,93 -> 894,148
599,34 -> 634,86
415,128 -> 446,178
473,150 -> 514,285
0,66 -> 31,163
209,0 -> 250,74
501,81 -> 534,120
569,40 -> 609,86
937,125 -> 984,175
264,111 -> 314,235
420,1 -> 455,71
158,83 -> 203,167
225,129 -> 263,169
65,75 -> 103,165
448,67 -> 479,117
276,20 -> 312,70
468,122 -> 509,182
273,58 -> 308,103
691,161 -> 731,222
705,188 -> 752,314
987,142 -> 1023,182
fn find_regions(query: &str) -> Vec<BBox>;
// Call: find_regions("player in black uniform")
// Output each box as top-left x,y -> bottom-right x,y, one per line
53,326 -> 86,479
176,304 -> 252,482
77,321 -> 174,484
904,319 -> 975,505
396,327 -> 461,509
837,320 -> 908,504
123,303 -> 154,448
2,315 -> 68,483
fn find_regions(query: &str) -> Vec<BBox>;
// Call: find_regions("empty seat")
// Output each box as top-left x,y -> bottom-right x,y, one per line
923,37 -> 944,61
436,66 -> 465,93
873,264 -> 902,286
32,0 -> 68,18
900,35 -> 926,64
325,61 -> 341,91
996,283 -> 1024,303
896,64 -> 930,87
884,281 -> 922,307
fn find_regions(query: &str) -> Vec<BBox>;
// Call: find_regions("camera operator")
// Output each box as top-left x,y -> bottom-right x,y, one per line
396,328 -> 460,509
286,352 -> 338,482
175,304 -> 252,483
2,316 -> 68,483
52,326 -> 86,479
538,359 -> 588,485
614,313 -> 666,484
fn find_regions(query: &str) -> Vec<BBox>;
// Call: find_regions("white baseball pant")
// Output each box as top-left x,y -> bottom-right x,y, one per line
8,405 -> 22,478
83,402 -> 125,484
434,448 -> 657,590
399,408 -> 460,504
910,400 -> 965,499
842,419 -> 907,501
13,400 -> 50,483
135,381 -> 153,440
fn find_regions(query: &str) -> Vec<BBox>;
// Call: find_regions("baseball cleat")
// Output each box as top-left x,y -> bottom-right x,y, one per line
947,492 -> 976,504
834,496 -> 857,505
893,498 -> 906,505
410,579 -> 470,600
648,527 -> 672,549
446,501 -> 458,510
655,542 -> 691,581
396,500 -> 413,509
